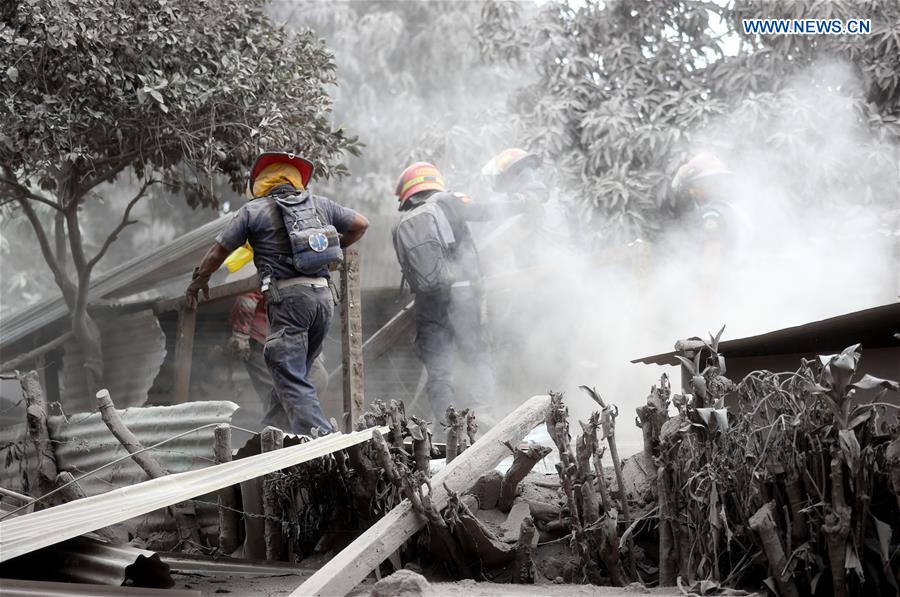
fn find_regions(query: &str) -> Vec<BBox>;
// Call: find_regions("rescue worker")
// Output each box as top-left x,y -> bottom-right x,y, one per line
481,147 -> 580,267
670,152 -> 738,255
228,290 -> 328,430
392,162 -> 524,427
187,151 -> 368,436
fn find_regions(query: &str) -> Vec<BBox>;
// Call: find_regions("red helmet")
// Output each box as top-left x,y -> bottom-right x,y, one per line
395,162 -> 445,204
250,151 -> 314,189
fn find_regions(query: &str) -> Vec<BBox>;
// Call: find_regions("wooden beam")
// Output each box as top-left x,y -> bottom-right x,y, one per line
340,248 -> 364,430
172,304 -> 197,404
1,332 -> 73,373
292,394 -> 552,597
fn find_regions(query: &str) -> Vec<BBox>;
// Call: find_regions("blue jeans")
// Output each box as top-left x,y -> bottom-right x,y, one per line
414,286 -> 496,423
261,284 -> 333,435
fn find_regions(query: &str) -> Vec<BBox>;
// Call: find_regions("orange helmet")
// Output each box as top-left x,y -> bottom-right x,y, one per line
395,162 -> 445,204
671,153 -> 730,197
482,148 -> 542,191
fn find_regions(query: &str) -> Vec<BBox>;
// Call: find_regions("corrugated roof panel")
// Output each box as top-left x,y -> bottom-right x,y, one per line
60,310 -> 167,414
0,216 -> 230,350
631,301 -> 900,365
0,401 -> 239,541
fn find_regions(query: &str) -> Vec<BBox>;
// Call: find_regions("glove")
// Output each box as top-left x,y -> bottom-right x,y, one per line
227,332 -> 252,361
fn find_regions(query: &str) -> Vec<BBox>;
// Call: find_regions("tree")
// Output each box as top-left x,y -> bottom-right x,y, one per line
271,0 -> 528,211
478,0 -> 900,244
0,0 -> 357,390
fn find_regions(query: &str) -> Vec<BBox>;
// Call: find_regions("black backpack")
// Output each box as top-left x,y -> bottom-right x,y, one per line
272,191 -> 343,275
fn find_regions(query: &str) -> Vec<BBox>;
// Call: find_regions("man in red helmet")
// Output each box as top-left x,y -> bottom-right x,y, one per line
392,162 -> 524,427
187,151 -> 368,435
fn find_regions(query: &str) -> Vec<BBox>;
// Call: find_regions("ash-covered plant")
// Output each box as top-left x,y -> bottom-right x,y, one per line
659,338 -> 899,596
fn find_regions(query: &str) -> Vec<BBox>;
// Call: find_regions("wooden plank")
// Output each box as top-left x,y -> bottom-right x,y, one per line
155,274 -> 259,314
340,248 -> 364,430
0,425 -> 390,562
172,304 -> 197,404
292,394 -> 552,597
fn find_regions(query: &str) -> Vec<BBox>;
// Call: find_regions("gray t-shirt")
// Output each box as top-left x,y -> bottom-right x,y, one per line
216,189 -> 360,280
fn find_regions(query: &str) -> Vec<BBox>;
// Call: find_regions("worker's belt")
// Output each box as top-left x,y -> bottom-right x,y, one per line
451,280 -> 472,288
276,276 -> 329,289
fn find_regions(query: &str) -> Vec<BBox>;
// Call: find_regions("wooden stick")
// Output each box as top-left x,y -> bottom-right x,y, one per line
96,389 -> 202,547
445,406 -> 460,464
749,501 -> 800,597
173,305 -> 197,404
20,371 -> 58,500
498,443 -> 551,512
340,248 -> 364,431
261,427 -> 285,561
292,394 -> 552,597
512,516 -> 536,584
214,424 -> 240,555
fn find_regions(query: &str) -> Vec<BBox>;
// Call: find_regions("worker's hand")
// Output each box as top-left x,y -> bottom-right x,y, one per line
227,332 -> 252,361
185,279 -> 209,309
186,267 -> 210,309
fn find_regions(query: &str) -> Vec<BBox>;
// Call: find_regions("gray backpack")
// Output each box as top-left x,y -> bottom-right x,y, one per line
272,191 -> 343,275
392,197 -> 456,294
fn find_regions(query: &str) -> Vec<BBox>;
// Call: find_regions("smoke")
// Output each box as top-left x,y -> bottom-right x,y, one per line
473,59 -> 898,457
277,4 -> 897,457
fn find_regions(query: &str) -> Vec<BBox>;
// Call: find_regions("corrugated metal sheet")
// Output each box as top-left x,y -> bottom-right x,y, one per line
0,579 -> 199,596
0,401 -> 239,539
0,216 -> 230,351
0,426 -> 388,562
61,310 -> 167,414
631,301 -> 900,365
0,535 -> 173,588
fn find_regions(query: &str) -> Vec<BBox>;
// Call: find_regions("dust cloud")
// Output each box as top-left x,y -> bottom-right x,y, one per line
470,60 -> 898,456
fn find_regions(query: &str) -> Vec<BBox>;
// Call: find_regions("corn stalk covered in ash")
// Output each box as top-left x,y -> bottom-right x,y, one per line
268,398 -> 435,561
651,332 -> 900,596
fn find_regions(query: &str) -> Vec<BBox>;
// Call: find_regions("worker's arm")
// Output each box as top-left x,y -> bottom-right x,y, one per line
340,212 -> 369,248
186,242 -> 231,308
449,194 -> 530,222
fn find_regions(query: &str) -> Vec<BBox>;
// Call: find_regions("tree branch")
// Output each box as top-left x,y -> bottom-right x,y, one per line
87,178 -> 156,272
0,176 -> 65,212
15,198 -> 76,307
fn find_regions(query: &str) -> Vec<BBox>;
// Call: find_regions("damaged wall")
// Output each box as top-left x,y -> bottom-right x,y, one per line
60,310 -> 167,414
